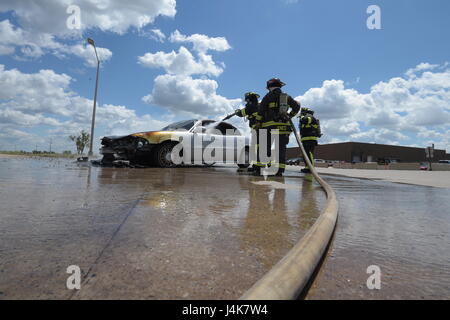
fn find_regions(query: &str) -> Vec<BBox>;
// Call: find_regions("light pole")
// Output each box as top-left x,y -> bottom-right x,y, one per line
87,37 -> 100,157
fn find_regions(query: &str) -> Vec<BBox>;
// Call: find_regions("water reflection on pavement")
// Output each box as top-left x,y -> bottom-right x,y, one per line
0,157 -> 324,299
306,175 -> 450,300
2,157 -> 448,299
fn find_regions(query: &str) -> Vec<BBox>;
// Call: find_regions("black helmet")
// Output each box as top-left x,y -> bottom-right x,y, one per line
244,92 -> 260,100
301,107 -> 314,115
266,78 -> 285,89
245,92 -> 260,104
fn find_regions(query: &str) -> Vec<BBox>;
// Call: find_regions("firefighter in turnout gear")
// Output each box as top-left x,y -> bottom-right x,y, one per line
257,78 -> 300,176
299,107 -> 322,173
234,92 -> 262,172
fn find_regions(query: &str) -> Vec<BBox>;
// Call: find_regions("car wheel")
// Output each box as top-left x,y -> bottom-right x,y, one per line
237,147 -> 250,169
154,142 -> 176,168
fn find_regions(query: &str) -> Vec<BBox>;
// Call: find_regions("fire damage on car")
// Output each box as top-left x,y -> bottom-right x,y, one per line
95,119 -> 250,168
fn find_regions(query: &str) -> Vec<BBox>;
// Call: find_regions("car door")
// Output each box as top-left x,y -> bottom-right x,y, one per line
221,123 -> 244,164
191,120 -> 218,164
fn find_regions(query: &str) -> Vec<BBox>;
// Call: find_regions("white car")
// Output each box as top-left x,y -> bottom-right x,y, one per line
100,119 -> 250,168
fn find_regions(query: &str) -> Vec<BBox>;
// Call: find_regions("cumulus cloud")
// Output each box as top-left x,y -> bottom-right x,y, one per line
0,0 -> 175,65
298,79 -> 371,120
405,63 -> 439,79
350,128 -> 409,146
65,44 -> 113,67
140,30 -> 238,117
169,30 -> 231,53
0,64 -> 167,151
295,62 -> 450,150
149,29 -> 166,42
0,0 -> 176,36
143,74 -> 240,117
138,46 -> 223,77
0,19 -> 60,58
0,19 -> 112,66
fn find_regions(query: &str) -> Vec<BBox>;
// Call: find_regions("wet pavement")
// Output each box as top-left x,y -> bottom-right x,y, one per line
305,175 -> 450,300
0,157 -> 325,299
1,157 -> 449,300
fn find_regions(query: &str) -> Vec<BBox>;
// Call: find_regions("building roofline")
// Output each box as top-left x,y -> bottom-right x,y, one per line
313,141 -> 446,153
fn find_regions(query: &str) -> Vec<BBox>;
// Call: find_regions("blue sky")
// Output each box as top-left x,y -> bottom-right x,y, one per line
0,0 -> 449,153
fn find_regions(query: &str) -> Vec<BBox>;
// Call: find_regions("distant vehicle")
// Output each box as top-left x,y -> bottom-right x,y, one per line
315,159 -> 326,164
378,158 -> 400,165
326,160 -> 339,167
287,157 -> 303,165
100,119 -> 250,168
438,160 -> 450,164
420,162 -> 429,170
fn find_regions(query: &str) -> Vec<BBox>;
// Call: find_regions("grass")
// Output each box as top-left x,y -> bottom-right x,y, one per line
0,151 -> 77,159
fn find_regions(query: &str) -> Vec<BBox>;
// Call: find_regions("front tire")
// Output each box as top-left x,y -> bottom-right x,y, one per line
154,142 -> 177,168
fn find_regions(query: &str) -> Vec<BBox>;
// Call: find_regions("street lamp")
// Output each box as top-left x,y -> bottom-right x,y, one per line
87,37 -> 100,157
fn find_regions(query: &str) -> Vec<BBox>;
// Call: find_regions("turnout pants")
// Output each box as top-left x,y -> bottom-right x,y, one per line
302,140 -> 318,169
251,128 -> 263,169
265,128 -> 290,174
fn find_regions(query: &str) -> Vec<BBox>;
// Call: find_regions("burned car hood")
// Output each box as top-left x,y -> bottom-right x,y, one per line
102,135 -> 130,140
102,131 -> 184,145
130,131 -> 182,144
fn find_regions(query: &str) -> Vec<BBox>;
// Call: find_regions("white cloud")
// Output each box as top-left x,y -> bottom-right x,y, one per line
149,29 -> 166,42
0,0 -> 175,64
321,119 -> 361,137
295,63 -> 450,150
0,19 -> 112,66
0,65 -> 74,116
143,74 -> 240,117
350,128 -> 408,146
0,19 -> 59,58
0,44 -> 15,55
0,64 -> 167,151
169,29 -> 231,53
140,30 -> 236,118
405,62 -> 439,79
0,0 -> 176,36
297,79 -> 372,120
138,46 -> 223,77
66,44 -> 113,67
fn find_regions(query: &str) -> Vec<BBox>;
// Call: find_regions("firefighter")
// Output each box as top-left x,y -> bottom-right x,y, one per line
234,92 -> 263,172
299,107 -> 322,173
257,78 -> 300,176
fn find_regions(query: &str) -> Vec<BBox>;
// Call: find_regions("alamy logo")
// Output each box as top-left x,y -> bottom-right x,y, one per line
367,5 -> 381,30
170,128 -> 280,175
66,5 -> 81,30
66,265 -> 81,290
366,265 -> 381,290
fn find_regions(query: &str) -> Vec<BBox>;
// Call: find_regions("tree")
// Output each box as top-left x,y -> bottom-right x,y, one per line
69,130 -> 90,155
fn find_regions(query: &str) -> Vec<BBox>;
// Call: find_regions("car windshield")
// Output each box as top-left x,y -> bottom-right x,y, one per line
160,120 -> 197,131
